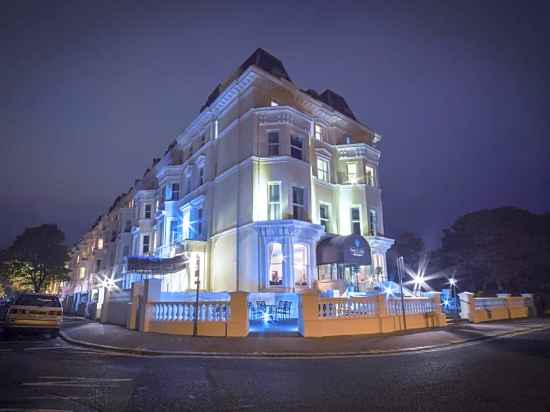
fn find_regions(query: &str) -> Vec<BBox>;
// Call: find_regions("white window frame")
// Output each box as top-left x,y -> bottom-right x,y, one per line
317,157 -> 330,182
267,242 -> 284,287
368,209 -> 378,236
292,186 -> 306,221
350,205 -> 362,235
267,130 -> 280,157
142,234 -> 150,255
267,181 -> 282,220
365,165 -> 375,187
319,202 -> 331,233
314,123 -> 323,141
346,162 -> 359,184
290,135 -> 304,160
144,203 -> 152,219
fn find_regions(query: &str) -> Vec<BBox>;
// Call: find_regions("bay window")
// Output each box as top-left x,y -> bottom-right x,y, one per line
268,242 -> 283,286
317,157 -> 329,182
268,131 -> 280,156
365,165 -> 375,186
267,182 -> 281,220
293,243 -> 308,286
290,135 -> 304,160
292,187 -> 305,220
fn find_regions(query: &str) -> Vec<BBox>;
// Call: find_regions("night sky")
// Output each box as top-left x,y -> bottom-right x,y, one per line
1,0 -> 549,250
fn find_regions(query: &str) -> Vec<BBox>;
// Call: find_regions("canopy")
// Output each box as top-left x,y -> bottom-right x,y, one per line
316,234 -> 372,266
126,255 -> 188,274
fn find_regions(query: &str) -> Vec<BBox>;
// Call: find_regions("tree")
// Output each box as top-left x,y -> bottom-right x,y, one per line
437,207 -> 550,293
387,232 -> 425,271
2,224 -> 69,293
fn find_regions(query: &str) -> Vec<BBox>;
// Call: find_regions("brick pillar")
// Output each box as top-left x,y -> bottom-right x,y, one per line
140,278 -> 161,332
459,292 -> 475,322
227,291 -> 249,337
299,291 -> 320,337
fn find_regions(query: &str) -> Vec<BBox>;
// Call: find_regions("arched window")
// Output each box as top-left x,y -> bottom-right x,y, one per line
268,242 -> 283,286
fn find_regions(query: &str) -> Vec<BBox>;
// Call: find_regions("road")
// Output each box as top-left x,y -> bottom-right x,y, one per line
0,321 -> 549,411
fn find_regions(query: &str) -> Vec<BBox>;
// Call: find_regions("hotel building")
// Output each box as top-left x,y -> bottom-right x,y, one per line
64,49 -> 394,317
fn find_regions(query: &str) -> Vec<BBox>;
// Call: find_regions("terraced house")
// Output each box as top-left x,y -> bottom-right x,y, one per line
64,48 -> 395,326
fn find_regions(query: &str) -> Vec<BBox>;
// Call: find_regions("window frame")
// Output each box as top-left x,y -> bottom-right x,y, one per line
144,204 -> 152,219
142,234 -> 150,255
292,186 -> 306,221
368,209 -> 378,236
267,181 -> 282,220
319,202 -> 331,233
290,135 -> 304,160
314,123 -> 323,141
350,206 -> 362,235
317,157 -> 330,182
267,130 -> 280,157
365,165 -> 375,187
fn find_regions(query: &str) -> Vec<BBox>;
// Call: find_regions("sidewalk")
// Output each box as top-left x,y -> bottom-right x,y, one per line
60,317 -> 550,358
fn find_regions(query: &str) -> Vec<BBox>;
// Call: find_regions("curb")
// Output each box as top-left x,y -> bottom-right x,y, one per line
60,323 -> 550,359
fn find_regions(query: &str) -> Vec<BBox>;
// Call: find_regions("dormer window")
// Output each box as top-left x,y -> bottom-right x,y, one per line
270,100 -> 279,107
97,238 -> 104,250
344,136 -> 352,144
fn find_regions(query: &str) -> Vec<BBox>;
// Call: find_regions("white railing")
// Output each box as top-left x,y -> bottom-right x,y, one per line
318,297 -> 378,319
387,297 -> 434,315
474,298 -> 507,310
152,301 -> 230,322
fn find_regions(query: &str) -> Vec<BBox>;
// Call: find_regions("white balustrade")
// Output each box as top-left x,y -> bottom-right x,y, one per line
474,298 -> 507,310
318,297 -> 378,319
151,301 -> 230,322
387,298 -> 433,315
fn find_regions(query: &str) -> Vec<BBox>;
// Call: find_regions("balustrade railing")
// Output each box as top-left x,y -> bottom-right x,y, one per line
474,298 -> 507,310
318,297 -> 378,319
387,297 -> 434,315
152,301 -> 230,322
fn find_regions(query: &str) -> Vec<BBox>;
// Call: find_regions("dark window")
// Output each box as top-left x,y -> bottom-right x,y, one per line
351,207 -> 361,235
171,183 -> 180,201
268,131 -> 279,156
292,187 -> 305,220
95,259 -> 101,272
144,204 -> 152,219
320,204 -> 330,232
290,136 -> 304,160
142,235 -> 150,254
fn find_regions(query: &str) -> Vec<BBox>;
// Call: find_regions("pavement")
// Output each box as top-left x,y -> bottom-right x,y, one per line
59,317 -> 550,357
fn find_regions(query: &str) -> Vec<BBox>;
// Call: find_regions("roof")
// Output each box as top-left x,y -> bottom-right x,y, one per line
200,48 -> 291,112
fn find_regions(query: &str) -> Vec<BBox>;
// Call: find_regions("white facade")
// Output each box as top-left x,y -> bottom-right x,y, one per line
65,49 -> 394,311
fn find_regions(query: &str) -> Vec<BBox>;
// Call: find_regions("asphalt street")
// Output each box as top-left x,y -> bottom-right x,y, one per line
1,321 -> 549,411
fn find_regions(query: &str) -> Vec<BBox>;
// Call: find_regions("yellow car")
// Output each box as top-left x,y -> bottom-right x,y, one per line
4,294 -> 63,337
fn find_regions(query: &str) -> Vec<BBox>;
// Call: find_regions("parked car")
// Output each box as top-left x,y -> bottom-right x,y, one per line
3,294 -> 63,337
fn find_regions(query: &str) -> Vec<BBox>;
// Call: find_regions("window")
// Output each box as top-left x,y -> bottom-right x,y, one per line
158,220 -> 164,247
214,120 -> 219,139
346,162 -> 358,183
314,124 -> 323,141
198,166 -> 204,186
319,204 -> 330,232
344,135 -> 352,144
124,220 -> 132,232
317,157 -> 329,182
95,259 -> 101,273
186,173 -> 192,194
195,207 -> 203,238
270,100 -> 279,107
290,135 -> 304,160
351,207 -> 361,235
268,131 -> 279,156
268,243 -> 283,286
97,238 -> 103,250
294,243 -> 308,286
170,219 -> 179,244
182,208 -> 191,240
142,235 -> 150,254
76,255 -> 80,264
123,245 -> 129,257
144,204 -> 152,219
292,187 -> 305,220
267,182 -> 281,220
79,267 -> 86,279
365,166 -> 375,186
171,183 -> 180,201
368,209 -> 377,236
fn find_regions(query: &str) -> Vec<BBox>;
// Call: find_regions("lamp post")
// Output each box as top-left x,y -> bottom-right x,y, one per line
397,256 -> 407,330
192,254 -> 201,337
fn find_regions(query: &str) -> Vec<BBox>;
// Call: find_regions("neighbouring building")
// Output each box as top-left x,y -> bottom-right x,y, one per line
64,48 -> 394,320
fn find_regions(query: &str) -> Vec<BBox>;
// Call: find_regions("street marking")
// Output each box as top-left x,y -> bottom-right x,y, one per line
22,376 -> 133,388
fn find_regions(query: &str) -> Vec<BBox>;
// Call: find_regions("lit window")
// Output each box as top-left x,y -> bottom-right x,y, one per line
365,166 -> 375,186
268,243 -> 283,286
79,267 -> 86,279
97,238 -> 104,250
368,209 -> 377,236
268,131 -> 279,156
317,158 -> 329,182
344,135 -> 352,144
267,182 -> 281,220
346,162 -> 358,184
351,207 -> 361,235
144,204 -> 152,219
142,235 -> 150,254
294,243 -> 308,286
182,208 -> 191,240
270,100 -> 279,107
214,120 -> 219,139
290,135 -> 304,160
76,255 -> 80,264
169,219 -> 179,245
314,124 -> 323,141
319,204 -> 330,232
292,187 -> 305,220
